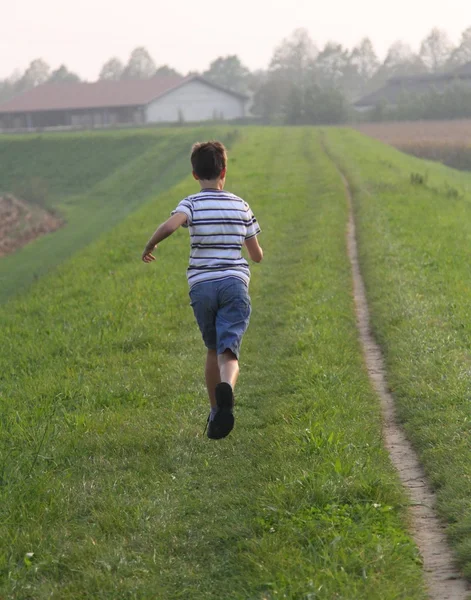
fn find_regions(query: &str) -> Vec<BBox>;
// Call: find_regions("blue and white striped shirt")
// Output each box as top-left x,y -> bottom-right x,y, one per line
172,189 -> 261,289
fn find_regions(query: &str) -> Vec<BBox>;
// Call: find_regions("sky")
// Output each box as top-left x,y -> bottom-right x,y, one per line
1,0 -> 469,80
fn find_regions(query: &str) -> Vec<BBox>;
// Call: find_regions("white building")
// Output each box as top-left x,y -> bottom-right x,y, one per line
0,75 -> 248,131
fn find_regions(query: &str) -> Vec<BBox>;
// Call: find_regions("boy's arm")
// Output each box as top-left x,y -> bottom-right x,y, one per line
142,212 -> 188,263
245,236 -> 263,263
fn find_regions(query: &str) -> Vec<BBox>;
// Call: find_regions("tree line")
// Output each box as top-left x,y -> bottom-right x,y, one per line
1,26 -> 471,124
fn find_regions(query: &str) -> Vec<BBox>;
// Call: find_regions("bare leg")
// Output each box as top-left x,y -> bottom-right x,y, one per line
218,349 -> 240,389
205,349 -> 221,408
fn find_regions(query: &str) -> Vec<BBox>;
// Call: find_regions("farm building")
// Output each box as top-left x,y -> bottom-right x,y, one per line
0,75 -> 248,131
355,61 -> 471,111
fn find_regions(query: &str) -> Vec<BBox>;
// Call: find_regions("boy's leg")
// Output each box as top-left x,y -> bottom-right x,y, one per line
189,282 -> 218,412
205,349 -> 221,408
218,349 -> 240,389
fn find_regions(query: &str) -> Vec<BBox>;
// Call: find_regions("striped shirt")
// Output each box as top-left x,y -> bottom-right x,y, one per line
172,189 -> 261,289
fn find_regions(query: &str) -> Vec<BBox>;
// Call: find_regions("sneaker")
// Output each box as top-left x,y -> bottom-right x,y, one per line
207,383 -> 235,440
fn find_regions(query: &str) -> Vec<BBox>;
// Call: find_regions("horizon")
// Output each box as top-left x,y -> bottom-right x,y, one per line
1,0 -> 468,81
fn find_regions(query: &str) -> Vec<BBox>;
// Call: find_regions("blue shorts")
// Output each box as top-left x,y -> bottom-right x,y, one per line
189,277 -> 251,359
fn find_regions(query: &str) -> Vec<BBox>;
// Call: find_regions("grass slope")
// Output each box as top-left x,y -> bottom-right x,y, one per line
324,127 -> 471,579
0,132 -> 157,200
0,128 -> 426,599
0,128 -> 236,302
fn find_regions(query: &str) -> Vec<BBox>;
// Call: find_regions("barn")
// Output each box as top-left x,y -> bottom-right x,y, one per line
0,75 -> 248,131
355,61 -> 471,112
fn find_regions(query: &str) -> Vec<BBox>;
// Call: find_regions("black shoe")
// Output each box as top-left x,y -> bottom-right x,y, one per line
207,383 -> 235,440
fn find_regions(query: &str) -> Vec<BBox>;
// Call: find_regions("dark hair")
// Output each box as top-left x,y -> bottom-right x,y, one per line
191,141 -> 227,180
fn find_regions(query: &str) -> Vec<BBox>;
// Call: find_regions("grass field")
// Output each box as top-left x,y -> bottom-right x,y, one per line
0,128 -> 236,303
0,128 -> 428,599
324,127 -> 471,579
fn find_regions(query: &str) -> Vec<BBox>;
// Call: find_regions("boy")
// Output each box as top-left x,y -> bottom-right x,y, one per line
142,141 -> 263,440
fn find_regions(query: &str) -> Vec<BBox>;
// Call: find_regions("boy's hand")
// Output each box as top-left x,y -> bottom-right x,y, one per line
142,244 -> 156,263
141,213 -> 186,264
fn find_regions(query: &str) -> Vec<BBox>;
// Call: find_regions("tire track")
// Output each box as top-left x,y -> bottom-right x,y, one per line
326,148 -> 470,600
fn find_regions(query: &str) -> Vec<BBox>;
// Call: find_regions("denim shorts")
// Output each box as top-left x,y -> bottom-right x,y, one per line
189,277 -> 251,359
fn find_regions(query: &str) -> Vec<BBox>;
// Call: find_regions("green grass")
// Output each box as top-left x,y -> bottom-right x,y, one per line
0,132 -> 158,200
0,127 -> 426,598
324,127 -> 471,579
0,128 -> 237,302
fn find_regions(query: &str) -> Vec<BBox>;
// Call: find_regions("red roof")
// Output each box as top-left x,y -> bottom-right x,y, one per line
0,76 -> 185,114
0,75 -> 248,114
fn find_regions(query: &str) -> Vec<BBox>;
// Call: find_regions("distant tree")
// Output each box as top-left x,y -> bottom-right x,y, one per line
203,55 -> 250,93
270,28 -> 318,81
447,26 -> 471,69
251,71 -> 278,120
262,28 -> 318,121
419,28 -> 454,72
0,77 -> 17,103
121,47 -> 156,79
16,59 -> 51,93
99,57 -> 124,81
343,38 -> 380,99
253,29 -> 347,124
371,41 -> 427,89
350,38 -> 379,80
314,42 -> 350,88
48,65 -> 81,84
155,65 -> 182,77
303,84 -> 348,124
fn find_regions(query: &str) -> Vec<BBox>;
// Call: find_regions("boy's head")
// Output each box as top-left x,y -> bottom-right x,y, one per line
191,141 -> 227,184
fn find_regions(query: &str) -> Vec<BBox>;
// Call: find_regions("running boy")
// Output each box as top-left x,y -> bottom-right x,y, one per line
142,141 -> 263,440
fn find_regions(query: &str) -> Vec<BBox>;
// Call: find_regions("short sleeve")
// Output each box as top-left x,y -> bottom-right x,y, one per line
245,208 -> 261,240
171,198 -> 193,228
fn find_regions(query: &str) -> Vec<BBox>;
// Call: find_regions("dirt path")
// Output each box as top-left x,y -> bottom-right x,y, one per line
329,155 -> 470,600
0,195 -> 63,257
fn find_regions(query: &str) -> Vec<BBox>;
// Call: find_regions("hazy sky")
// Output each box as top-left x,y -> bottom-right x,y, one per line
2,0 -> 469,80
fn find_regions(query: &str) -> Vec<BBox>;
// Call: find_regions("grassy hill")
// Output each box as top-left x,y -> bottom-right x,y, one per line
325,127 -> 471,580
0,128 -> 236,302
0,128 -> 428,599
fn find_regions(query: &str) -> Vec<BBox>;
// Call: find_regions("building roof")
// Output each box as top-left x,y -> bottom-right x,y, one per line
355,61 -> 471,108
0,75 -> 248,114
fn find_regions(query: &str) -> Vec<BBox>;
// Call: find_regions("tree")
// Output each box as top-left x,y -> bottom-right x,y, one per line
48,65 -> 81,84
0,72 -> 21,104
351,38 -> 379,80
264,29 -> 318,121
99,57 -> 124,81
303,84 -> 348,124
121,47 -> 156,79
419,28 -> 454,72
447,26 -> 471,69
314,42 -> 350,88
16,59 -> 50,93
343,38 -> 380,99
203,55 -> 250,93
270,28 -> 318,81
371,41 -> 426,89
253,29 -> 348,124
155,65 -> 181,77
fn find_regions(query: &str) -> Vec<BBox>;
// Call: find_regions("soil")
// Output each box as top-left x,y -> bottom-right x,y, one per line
0,194 -> 63,257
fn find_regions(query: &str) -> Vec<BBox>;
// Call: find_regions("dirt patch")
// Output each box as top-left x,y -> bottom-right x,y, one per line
323,144 -> 470,599
0,194 -> 64,257
355,121 -> 471,172
355,120 -> 471,147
